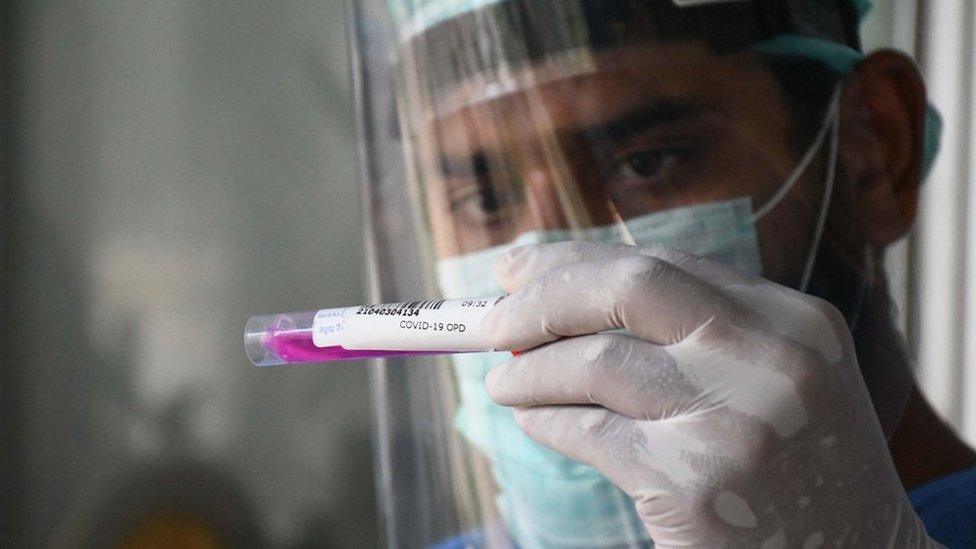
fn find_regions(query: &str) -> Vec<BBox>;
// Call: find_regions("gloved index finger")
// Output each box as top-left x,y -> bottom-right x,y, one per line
483,251 -> 740,352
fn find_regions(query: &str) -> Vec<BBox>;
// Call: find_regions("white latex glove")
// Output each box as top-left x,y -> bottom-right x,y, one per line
482,241 -> 938,548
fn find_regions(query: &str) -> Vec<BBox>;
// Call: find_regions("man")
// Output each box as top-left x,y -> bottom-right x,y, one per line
357,0 -> 976,546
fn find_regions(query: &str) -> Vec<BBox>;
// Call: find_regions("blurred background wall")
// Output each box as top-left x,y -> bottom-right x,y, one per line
2,1 -> 375,547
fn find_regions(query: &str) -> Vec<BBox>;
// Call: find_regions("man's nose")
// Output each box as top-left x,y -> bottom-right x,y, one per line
515,163 -> 617,235
518,166 -> 573,233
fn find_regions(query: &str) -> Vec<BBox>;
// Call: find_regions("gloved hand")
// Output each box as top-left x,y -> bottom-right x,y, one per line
482,241 -> 938,548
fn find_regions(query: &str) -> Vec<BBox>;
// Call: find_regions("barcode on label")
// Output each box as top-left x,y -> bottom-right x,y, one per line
400,299 -> 446,311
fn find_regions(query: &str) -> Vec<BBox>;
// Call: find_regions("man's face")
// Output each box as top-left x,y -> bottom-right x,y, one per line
416,41 -> 848,288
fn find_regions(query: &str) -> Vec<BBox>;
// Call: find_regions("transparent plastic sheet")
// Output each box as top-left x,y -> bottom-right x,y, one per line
349,2 -> 494,546
346,1 -> 908,547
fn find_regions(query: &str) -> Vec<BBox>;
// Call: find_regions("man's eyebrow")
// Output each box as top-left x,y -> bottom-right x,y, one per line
435,100 -> 703,175
578,100 -> 703,142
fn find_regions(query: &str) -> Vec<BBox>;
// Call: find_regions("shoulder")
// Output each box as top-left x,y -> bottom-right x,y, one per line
909,466 -> 976,548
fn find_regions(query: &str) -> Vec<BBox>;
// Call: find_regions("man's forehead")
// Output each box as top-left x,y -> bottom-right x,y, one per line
424,43 -> 780,148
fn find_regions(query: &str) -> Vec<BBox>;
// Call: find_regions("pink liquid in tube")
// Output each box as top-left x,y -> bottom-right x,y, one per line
262,326 -> 447,363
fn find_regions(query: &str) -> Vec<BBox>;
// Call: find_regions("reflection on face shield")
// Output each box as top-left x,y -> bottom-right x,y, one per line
435,83 -> 841,548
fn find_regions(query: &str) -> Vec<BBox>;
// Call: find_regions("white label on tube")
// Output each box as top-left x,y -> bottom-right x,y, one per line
312,296 -> 504,351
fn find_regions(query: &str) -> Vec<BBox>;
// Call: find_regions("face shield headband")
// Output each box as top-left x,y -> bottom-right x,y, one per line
395,0 -> 861,117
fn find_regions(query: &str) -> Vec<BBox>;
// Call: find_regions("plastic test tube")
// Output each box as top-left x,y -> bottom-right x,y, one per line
245,296 -> 505,366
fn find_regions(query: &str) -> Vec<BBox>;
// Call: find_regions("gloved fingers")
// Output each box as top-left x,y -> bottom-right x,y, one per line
492,241 -> 761,294
512,405 -> 638,478
511,405 -> 693,498
483,251 -> 746,352
486,333 -> 704,421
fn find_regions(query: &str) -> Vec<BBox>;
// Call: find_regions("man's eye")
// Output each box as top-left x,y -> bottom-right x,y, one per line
448,183 -> 503,215
617,149 -> 682,180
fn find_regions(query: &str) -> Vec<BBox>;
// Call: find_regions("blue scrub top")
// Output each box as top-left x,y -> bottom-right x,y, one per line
434,466 -> 976,549
908,466 -> 976,548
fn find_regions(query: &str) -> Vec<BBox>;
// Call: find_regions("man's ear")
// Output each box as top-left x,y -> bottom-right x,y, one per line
838,49 -> 928,246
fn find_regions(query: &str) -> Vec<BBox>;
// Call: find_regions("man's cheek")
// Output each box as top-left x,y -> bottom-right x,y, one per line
755,195 -> 819,286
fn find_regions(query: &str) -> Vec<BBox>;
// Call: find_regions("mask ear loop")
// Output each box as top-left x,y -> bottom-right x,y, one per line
798,89 -> 841,292
750,84 -> 843,292
750,85 -> 842,222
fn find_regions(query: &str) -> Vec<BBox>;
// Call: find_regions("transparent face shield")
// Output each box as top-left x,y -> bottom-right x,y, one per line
348,0 -> 915,547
